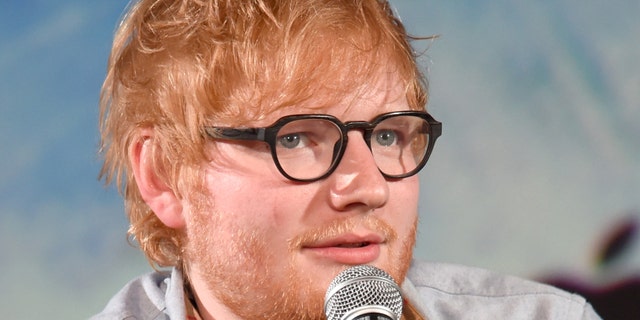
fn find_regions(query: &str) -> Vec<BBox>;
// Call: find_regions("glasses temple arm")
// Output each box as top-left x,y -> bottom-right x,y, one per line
204,127 -> 267,141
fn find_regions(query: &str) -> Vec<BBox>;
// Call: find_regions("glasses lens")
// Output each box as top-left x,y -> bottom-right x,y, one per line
370,115 -> 430,177
274,118 -> 342,180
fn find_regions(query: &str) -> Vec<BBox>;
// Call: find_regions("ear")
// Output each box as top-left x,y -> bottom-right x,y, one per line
129,129 -> 186,229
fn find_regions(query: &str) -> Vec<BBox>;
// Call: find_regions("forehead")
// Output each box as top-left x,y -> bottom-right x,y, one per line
248,70 -> 411,127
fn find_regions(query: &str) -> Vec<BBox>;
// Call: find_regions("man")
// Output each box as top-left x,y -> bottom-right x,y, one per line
93,0 -> 601,319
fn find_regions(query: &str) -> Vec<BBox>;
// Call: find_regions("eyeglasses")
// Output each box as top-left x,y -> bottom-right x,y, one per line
204,111 -> 442,182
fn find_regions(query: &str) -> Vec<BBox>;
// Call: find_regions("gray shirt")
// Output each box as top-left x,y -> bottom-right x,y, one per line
92,260 -> 602,319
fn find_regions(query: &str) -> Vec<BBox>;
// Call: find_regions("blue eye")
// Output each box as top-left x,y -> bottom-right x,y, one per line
375,129 -> 398,146
277,134 -> 302,149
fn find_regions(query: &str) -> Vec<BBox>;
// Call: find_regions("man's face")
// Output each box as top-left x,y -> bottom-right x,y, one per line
183,76 -> 420,319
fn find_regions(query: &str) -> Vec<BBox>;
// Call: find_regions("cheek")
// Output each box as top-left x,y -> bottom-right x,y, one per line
202,168 -> 305,241
385,178 -> 419,241
390,178 -> 419,216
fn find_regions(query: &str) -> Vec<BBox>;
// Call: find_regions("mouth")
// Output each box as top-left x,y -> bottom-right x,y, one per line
334,242 -> 371,248
301,234 -> 384,265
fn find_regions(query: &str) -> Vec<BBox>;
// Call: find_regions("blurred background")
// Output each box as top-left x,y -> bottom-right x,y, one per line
1,0 -> 638,318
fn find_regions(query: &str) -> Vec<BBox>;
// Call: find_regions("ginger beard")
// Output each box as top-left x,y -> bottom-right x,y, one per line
183,196 -> 417,320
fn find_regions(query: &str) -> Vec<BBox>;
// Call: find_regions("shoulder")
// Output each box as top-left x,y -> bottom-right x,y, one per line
90,268 -> 186,320
403,260 -> 601,320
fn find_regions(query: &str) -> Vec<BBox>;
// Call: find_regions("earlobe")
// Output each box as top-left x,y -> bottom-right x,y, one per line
129,130 -> 186,229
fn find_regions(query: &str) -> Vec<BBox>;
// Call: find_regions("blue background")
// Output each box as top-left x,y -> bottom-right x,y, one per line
1,1 -> 638,318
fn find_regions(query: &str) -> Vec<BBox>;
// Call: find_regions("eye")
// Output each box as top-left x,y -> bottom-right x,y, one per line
277,133 -> 308,149
374,129 -> 399,147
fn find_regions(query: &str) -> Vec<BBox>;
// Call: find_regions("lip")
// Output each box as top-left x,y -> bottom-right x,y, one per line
301,233 -> 384,265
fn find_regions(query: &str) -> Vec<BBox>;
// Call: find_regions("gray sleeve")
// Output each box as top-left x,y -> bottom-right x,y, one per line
404,261 -> 605,320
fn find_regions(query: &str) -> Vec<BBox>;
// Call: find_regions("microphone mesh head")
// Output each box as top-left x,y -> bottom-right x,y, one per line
324,265 -> 403,320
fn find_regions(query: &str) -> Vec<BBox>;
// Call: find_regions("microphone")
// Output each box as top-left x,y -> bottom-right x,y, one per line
324,265 -> 403,320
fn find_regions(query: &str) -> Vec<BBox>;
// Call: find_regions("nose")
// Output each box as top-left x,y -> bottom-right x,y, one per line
327,131 -> 389,211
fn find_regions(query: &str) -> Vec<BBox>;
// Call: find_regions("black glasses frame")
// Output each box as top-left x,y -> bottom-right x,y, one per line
204,110 -> 442,182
